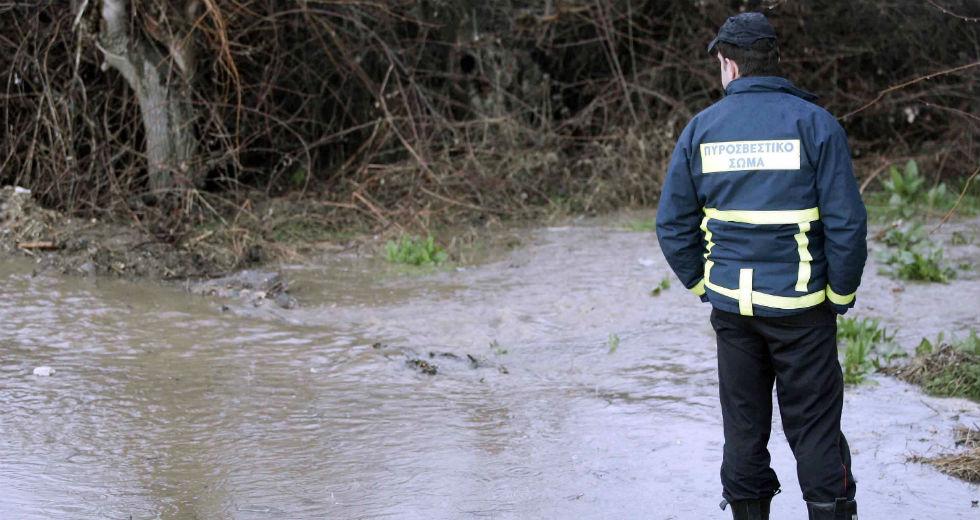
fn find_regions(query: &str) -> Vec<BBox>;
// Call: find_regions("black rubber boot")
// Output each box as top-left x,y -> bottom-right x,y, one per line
806,498 -> 858,520
720,497 -> 771,520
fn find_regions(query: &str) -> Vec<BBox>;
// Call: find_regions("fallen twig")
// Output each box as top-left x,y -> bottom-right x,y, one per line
17,240 -> 58,250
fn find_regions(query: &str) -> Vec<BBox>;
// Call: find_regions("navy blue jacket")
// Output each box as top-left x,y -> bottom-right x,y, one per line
655,76 -> 867,317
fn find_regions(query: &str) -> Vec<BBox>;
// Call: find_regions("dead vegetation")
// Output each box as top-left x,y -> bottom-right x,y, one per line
885,344 -> 980,402
910,426 -> 980,483
887,339 -> 980,483
1,1 -> 978,268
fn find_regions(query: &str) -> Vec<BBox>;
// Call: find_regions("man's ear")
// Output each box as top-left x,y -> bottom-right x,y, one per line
728,58 -> 740,80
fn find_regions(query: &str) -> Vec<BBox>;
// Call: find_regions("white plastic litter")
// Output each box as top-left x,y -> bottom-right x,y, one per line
32,366 -> 55,377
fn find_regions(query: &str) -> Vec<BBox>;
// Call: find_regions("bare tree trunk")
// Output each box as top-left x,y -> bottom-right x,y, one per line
96,0 -> 198,197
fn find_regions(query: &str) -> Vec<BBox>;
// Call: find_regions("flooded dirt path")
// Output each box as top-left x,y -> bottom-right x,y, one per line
2,215 -> 978,519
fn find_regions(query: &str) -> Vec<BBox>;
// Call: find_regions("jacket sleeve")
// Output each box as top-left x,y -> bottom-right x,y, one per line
656,124 -> 707,300
815,121 -> 868,314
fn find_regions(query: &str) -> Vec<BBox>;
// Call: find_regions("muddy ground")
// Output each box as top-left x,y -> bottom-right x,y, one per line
0,186 -> 527,308
1,195 -> 978,518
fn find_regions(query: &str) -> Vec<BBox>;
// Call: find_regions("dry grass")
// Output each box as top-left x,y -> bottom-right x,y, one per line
910,426 -> 980,483
884,345 -> 980,401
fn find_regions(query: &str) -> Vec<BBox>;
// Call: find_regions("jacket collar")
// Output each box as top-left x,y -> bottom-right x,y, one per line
724,76 -> 818,102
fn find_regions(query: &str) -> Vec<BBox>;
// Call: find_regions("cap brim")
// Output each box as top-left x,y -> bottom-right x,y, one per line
706,37 -> 720,54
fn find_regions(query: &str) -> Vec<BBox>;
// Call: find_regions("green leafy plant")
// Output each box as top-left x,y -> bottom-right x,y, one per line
881,160 -> 951,219
843,336 -> 873,385
958,330 -> 980,355
874,198 -> 956,284
837,316 -> 897,384
882,160 -> 926,218
879,245 -> 955,283
838,316 -> 893,345
881,222 -> 925,250
650,276 -> 671,296
384,235 -> 448,266
916,333 -> 941,357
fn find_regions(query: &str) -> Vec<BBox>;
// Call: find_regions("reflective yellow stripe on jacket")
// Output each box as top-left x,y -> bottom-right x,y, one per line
700,207 -> 830,315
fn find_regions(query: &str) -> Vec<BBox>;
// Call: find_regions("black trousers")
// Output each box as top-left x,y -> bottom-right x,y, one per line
710,303 -> 856,504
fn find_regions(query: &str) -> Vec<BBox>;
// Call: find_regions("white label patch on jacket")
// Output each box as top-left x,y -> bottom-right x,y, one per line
699,139 -> 801,173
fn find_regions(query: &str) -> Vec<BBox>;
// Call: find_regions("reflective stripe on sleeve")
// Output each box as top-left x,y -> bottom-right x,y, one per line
826,285 -> 856,305
703,207 -> 819,225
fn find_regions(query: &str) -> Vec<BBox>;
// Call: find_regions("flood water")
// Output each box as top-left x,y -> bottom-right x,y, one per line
2,215 -> 978,519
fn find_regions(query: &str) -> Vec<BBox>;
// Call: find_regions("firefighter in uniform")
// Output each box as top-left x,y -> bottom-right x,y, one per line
655,12 -> 866,520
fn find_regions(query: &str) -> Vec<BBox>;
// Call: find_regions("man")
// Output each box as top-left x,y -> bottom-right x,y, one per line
655,12 -> 866,520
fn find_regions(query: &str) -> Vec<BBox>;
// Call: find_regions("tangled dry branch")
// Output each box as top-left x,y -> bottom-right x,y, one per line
1,0 -> 977,237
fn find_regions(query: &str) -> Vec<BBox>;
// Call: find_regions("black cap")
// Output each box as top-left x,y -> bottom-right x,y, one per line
707,12 -> 776,54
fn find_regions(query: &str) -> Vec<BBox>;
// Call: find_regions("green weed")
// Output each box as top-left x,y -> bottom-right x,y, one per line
881,223 -> 925,250
874,214 -> 956,284
838,316 -> 892,344
870,160 -> 958,283
650,276 -> 671,296
837,316 -> 898,384
880,160 -> 951,218
384,235 -> 448,266
867,160 -> 979,222
608,333 -> 620,354
843,336 -> 873,385
879,246 -> 955,283
920,363 -> 980,402
918,330 -> 980,357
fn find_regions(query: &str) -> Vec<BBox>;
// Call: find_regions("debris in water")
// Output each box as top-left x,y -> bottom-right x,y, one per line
429,351 -> 461,361
407,359 -> 438,375
32,366 -> 55,377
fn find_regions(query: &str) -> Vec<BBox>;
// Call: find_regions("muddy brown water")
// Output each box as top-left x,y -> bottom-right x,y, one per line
2,215 -> 978,519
